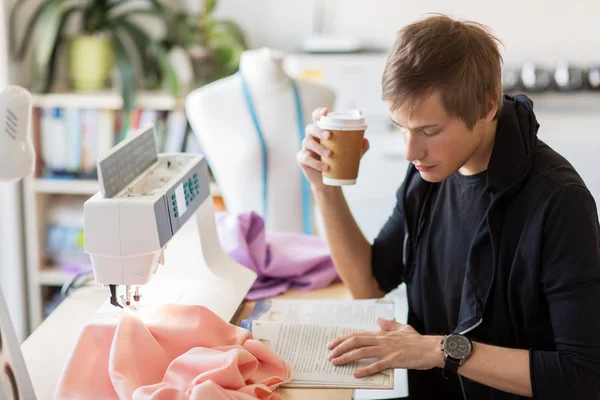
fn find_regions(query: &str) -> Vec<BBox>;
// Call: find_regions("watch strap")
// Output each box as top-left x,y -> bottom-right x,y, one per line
443,355 -> 461,379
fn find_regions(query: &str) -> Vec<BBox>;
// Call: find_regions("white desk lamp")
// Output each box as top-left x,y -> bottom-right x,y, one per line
0,86 -> 35,181
0,85 -> 37,400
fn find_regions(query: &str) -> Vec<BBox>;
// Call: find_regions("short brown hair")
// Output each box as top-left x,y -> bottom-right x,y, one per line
382,15 -> 503,129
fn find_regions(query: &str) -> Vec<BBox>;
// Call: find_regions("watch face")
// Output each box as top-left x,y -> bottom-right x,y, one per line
444,334 -> 472,360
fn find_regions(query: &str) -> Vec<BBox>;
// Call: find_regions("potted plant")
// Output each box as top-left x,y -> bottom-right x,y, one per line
162,0 -> 248,86
9,0 -> 180,126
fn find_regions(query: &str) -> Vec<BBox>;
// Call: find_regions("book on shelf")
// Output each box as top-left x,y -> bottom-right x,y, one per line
183,129 -> 203,154
44,196 -> 91,277
65,107 -> 82,172
164,110 -> 189,153
34,105 -> 192,181
241,298 -> 397,390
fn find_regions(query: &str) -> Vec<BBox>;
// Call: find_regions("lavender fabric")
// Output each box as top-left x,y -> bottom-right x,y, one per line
214,212 -> 340,300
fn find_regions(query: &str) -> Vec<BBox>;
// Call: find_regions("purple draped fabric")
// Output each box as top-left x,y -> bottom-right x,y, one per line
214,212 -> 340,300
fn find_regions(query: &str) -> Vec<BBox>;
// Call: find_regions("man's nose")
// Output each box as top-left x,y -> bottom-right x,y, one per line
404,131 -> 426,162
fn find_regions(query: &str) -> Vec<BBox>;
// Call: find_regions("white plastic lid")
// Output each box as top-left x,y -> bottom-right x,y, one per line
317,110 -> 368,131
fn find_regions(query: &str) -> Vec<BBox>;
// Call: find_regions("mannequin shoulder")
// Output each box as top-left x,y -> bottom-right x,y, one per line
185,75 -> 241,109
295,80 -> 336,106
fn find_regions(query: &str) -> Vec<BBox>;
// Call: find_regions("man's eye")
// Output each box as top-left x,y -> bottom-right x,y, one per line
424,130 -> 441,136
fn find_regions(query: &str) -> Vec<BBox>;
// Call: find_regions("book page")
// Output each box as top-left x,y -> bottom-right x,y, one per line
249,321 -> 393,388
243,298 -> 394,329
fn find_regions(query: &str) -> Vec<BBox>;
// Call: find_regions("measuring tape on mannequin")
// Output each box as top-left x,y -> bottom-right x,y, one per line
240,72 -> 313,234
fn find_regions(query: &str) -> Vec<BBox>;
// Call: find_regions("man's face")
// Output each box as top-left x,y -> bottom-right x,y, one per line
389,91 -> 489,182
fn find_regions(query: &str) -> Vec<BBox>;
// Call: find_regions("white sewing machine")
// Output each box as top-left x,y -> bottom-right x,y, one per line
84,124 -> 257,319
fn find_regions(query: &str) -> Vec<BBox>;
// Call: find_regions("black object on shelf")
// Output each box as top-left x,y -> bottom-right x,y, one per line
587,66 -> 600,90
553,61 -> 584,91
520,62 -> 553,92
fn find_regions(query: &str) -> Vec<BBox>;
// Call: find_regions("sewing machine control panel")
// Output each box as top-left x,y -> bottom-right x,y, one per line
171,172 -> 201,218
164,157 -> 211,236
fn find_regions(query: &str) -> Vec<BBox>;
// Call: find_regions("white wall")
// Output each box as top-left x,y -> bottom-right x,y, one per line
11,0 -> 600,85
216,0 -> 600,65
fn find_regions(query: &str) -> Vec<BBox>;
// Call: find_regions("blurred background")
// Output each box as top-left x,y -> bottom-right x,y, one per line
1,0 -> 599,341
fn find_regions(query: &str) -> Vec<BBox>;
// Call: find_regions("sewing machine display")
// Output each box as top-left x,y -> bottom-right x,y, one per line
84,125 -> 257,319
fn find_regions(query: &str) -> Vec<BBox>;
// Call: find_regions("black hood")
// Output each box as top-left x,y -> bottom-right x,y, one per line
486,94 -> 540,195
454,94 -> 540,333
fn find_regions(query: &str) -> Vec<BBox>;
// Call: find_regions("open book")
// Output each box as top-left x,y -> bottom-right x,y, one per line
241,298 -> 396,389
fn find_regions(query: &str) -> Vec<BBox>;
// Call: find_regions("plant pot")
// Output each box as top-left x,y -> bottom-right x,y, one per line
68,34 -> 114,91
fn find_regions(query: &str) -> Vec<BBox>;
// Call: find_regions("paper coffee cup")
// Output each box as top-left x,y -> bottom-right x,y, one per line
317,110 -> 368,186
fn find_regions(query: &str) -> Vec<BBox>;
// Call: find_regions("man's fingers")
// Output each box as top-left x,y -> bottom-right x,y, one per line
362,138 -> 370,154
330,346 -> 381,366
354,359 -> 391,378
312,107 -> 328,125
303,136 -> 332,158
328,331 -> 378,350
296,149 -> 328,172
328,332 -> 356,350
327,334 -> 380,359
377,317 -> 404,331
305,123 -> 331,140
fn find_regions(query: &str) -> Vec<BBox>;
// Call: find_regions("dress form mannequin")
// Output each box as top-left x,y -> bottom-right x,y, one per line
186,47 -> 335,233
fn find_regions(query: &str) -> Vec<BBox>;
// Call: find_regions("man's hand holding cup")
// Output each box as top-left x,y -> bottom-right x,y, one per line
297,107 -> 369,192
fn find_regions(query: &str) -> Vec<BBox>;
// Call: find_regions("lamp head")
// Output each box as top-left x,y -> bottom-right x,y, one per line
0,86 -> 34,182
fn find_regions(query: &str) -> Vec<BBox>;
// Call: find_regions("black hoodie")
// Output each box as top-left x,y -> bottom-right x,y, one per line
371,95 -> 600,399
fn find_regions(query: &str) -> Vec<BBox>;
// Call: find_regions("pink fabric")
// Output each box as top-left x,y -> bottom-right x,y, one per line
55,305 -> 291,400
215,212 -> 340,300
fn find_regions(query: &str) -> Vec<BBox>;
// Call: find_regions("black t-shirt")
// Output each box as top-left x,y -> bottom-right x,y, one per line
408,170 -> 490,398
412,169 -> 490,335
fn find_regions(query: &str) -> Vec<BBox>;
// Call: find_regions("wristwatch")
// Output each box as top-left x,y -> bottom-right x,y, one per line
441,333 -> 473,378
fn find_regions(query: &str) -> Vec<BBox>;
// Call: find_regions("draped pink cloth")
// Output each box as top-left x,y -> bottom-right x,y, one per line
54,305 -> 291,399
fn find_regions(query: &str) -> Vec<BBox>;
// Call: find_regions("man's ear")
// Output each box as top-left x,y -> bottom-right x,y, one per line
483,99 -> 498,122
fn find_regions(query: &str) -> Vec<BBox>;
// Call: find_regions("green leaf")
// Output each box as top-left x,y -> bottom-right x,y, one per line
108,8 -> 162,22
146,0 -> 167,14
152,43 -> 181,99
204,0 -> 217,15
106,0 -> 135,12
83,0 -> 112,33
42,5 -> 83,92
109,19 -> 152,81
111,32 -> 137,114
117,109 -> 132,142
212,19 -> 247,49
106,0 -> 135,9
8,0 -> 32,57
10,0 -> 63,61
213,42 -> 244,78
31,0 -> 66,93
206,27 -> 245,80
113,20 -> 180,99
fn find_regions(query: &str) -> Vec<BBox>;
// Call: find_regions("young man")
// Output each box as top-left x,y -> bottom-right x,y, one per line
297,15 -> 600,400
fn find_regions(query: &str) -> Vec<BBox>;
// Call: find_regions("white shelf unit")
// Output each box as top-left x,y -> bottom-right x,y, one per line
38,265 -> 84,286
33,178 -> 99,195
23,91 -> 218,331
24,177 -> 105,329
31,90 -> 185,111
